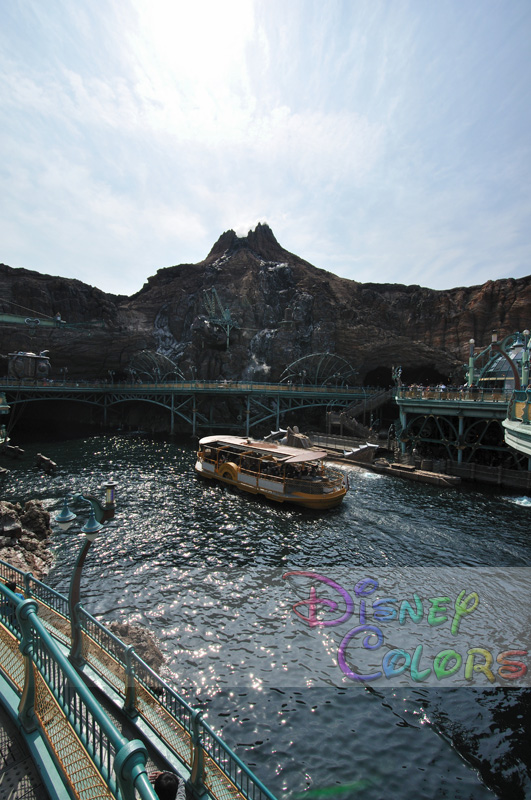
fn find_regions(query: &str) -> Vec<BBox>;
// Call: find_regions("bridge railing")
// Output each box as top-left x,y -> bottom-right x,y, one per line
0,582 -> 157,800
0,377 -> 378,396
396,386 -> 512,403
0,561 -> 277,800
75,608 -> 277,800
0,561 -> 72,643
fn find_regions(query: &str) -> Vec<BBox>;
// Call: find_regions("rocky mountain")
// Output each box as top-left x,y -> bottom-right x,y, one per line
0,223 -> 529,386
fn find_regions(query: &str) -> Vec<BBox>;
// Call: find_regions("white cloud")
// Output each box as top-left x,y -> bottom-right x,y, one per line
0,0 -> 529,294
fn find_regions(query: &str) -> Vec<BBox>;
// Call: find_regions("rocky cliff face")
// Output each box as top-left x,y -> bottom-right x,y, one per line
1,224 -> 529,386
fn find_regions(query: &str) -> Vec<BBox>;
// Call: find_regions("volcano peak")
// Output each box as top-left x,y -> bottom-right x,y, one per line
205,223 -> 290,264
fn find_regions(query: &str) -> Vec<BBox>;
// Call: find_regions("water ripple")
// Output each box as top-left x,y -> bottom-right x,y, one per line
3,435 -> 531,797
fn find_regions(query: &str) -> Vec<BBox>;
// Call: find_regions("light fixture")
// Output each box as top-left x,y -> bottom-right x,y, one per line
52,482 -> 117,665
55,497 -> 77,530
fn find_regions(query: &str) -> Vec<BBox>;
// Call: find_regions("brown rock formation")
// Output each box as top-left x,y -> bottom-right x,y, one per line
107,620 -> 165,672
0,224 -> 529,388
0,500 -> 53,577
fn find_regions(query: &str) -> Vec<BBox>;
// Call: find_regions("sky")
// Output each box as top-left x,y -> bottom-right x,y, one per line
1,0 -> 530,296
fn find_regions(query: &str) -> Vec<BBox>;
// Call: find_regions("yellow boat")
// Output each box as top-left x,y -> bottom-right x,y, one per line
195,435 -> 348,510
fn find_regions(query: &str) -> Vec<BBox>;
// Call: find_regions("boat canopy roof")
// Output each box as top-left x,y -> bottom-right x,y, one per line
199,435 -> 328,463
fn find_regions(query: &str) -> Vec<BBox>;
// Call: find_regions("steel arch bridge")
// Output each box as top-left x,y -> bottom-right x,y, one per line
0,379 -> 379,436
395,388 -> 527,468
401,411 -> 511,464
279,353 -> 358,386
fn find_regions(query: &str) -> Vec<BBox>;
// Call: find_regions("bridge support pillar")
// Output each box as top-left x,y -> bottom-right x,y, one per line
458,417 -> 464,464
399,408 -> 407,454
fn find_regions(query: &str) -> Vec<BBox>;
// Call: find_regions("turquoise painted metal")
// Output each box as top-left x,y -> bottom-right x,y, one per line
503,389 -> 531,464
395,331 -> 531,469
0,579 -> 157,800
395,386 -> 512,464
55,496 -> 77,527
0,378 -> 381,435
467,330 -> 530,390
500,329 -> 531,464
54,490 -> 116,665
0,559 -> 278,800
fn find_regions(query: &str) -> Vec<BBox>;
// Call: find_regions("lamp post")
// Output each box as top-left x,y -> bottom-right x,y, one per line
522,330 -> 530,389
467,339 -> 476,387
54,482 -> 116,666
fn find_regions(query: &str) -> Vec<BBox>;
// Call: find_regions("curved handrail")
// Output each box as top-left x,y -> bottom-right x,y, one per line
0,561 -> 278,800
0,582 -> 157,800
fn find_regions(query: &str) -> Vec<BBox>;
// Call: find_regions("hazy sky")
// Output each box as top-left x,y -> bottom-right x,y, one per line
1,0 -> 530,296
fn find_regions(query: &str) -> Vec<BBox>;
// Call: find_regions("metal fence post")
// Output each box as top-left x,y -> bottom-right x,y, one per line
114,738 -> 153,800
23,571 -> 33,597
123,645 -> 138,717
17,598 -> 39,733
190,709 -> 206,797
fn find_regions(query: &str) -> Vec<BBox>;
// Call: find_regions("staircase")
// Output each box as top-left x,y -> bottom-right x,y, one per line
328,389 -> 393,435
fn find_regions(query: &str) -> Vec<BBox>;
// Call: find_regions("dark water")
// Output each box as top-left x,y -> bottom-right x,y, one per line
2,434 -> 531,799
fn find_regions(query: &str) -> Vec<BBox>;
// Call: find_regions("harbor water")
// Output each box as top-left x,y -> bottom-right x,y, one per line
2,433 -> 531,799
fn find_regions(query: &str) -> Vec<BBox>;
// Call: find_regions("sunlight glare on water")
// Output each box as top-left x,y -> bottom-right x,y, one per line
3,435 -> 530,799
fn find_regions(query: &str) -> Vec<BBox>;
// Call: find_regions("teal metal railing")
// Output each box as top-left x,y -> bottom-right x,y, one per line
0,560 -> 277,800
76,607 -> 276,799
0,377 -> 369,394
0,579 -> 157,800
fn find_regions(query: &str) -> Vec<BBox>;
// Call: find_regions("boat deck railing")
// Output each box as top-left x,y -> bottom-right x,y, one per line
201,454 -> 345,493
0,559 -> 277,800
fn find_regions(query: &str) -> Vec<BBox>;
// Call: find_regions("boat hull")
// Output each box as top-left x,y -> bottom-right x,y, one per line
195,460 -> 347,510
370,461 -> 461,487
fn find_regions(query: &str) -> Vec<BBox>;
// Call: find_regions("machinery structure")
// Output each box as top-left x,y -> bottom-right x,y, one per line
7,350 -> 51,380
202,288 -> 240,349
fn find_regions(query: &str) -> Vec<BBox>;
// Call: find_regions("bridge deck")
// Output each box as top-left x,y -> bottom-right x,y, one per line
0,380 -> 385,436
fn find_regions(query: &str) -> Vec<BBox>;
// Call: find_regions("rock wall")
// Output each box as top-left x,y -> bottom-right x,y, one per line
0,500 -> 53,577
1,224 -> 529,386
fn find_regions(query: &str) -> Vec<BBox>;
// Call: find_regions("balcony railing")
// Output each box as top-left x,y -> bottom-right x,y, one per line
396,386 -> 512,403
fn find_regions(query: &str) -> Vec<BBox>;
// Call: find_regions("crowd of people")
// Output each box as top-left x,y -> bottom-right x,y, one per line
211,447 -> 321,480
